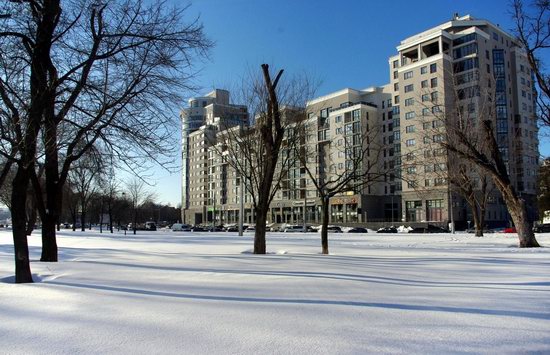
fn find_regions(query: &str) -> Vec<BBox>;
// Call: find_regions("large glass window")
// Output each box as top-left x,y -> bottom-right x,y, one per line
426,199 -> 443,221
406,201 -> 422,222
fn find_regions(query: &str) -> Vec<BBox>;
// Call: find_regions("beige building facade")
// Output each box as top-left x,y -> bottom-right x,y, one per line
182,14 -> 539,228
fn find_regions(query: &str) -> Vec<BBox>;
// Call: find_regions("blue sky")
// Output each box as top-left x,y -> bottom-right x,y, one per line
152,0 -> 549,206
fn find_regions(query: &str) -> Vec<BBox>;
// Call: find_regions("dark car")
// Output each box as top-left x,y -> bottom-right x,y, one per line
225,225 -> 239,232
410,225 -> 448,233
190,226 -> 207,232
326,226 -> 342,233
347,227 -> 369,233
534,224 -> 550,233
377,226 -> 397,233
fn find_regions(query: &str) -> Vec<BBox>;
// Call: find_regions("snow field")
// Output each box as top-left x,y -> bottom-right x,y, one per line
1,230 -> 549,354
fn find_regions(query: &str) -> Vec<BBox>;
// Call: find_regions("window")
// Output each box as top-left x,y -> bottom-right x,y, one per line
453,43 -> 478,59
405,111 -> 416,119
405,98 -> 415,106
454,58 -> 479,73
406,200 -> 422,222
421,80 -> 428,88
405,125 -> 416,133
430,63 -> 437,73
406,138 -> 416,146
393,60 -> 399,68
404,84 -> 414,93
407,166 -> 417,174
393,71 -> 398,79
404,71 -> 413,79
432,106 -> 441,113
421,66 -> 428,74
433,134 -> 444,142
431,91 -> 438,102
394,83 -> 399,91
422,94 -> 430,102
453,33 -> 476,46
426,199 -> 443,221
431,78 -> 438,88
394,95 -> 400,104
335,115 -> 342,123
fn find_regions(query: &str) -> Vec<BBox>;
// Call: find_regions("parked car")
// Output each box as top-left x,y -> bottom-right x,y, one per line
409,225 -> 448,234
534,224 -> 550,233
323,226 -> 342,233
190,226 -> 207,232
145,221 -> 157,231
377,226 -> 397,233
225,225 -> 239,232
503,227 -> 517,234
347,227 -> 368,233
283,225 -> 306,233
172,223 -> 191,231
245,226 -> 255,232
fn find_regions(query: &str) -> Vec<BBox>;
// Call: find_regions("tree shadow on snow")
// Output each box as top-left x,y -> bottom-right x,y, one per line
46,279 -> 550,321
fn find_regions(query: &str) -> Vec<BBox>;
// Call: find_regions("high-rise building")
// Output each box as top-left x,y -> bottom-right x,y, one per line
180,89 -> 248,223
181,14 -> 539,228
390,14 -> 538,227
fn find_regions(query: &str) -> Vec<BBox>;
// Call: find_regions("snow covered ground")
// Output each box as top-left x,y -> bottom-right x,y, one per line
1,229 -> 549,354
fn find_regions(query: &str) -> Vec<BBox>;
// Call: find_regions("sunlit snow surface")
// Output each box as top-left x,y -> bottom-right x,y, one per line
1,229 -> 550,354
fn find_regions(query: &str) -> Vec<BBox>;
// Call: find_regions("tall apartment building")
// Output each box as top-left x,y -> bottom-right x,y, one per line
390,14 -> 538,227
181,14 -> 539,228
180,89 -> 248,224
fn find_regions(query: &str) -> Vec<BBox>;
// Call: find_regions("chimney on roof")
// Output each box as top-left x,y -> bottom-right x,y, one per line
453,13 -> 459,20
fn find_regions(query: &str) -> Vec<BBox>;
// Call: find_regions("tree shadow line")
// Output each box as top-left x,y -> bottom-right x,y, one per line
45,279 -> 550,321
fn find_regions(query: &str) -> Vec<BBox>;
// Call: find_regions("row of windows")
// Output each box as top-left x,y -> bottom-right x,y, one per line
396,63 -> 437,82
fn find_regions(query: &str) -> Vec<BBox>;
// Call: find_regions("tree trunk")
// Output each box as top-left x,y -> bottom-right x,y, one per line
108,203 -> 113,233
25,206 -> 37,236
507,197 -> 539,247
479,207 -> 486,237
254,206 -> 267,254
72,209 -> 77,231
80,206 -> 86,232
40,214 -> 58,262
467,197 -> 483,237
133,207 -> 137,235
11,166 -> 33,283
499,184 -> 539,247
321,197 -> 329,255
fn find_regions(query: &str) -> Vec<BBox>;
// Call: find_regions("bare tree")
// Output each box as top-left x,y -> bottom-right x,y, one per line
430,68 -> 540,247
512,0 -> 550,126
0,0 -> 211,277
447,157 -> 493,236
297,113 -> 385,254
125,178 -> 155,235
211,65 -> 312,254
67,151 -> 102,232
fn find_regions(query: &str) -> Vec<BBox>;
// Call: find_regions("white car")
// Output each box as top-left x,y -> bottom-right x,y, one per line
283,225 -> 306,233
